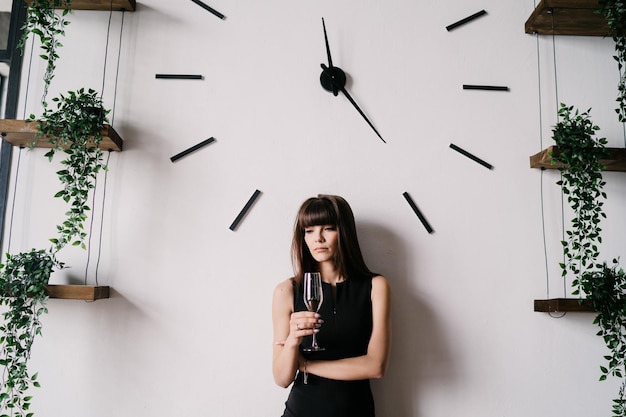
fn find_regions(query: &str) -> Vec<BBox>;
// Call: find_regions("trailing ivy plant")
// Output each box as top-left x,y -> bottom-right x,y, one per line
551,105 -> 626,416
551,104 -> 608,295
0,88 -> 109,416
35,88 -> 109,251
598,0 -> 626,122
19,0 -> 73,105
581,260 -> 626,417
0,250 -> 60,417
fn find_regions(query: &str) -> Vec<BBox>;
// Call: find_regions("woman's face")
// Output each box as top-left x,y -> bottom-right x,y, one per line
304,224 -> 339,264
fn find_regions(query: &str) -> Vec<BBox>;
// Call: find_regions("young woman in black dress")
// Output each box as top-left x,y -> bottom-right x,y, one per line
272,195 -> 392,417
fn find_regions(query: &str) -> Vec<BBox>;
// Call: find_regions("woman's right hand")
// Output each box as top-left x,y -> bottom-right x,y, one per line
284,311 -> 322,347
272,279 -> 323,387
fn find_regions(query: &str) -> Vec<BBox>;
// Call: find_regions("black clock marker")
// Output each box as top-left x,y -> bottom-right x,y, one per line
156,74 -> 204,80
230,190 -> 262,231
446,10 -> 487,31
170,137 -> 215,162
463,84 -> 509,91
402,192 -> 434,234
190,0 -> 225,19
449,143 -> 493,170
319,19 -> 386,143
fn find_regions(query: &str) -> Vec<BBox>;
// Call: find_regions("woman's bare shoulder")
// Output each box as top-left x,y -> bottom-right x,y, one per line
372,275 -> 390,286
273,278 -> 295,304
274,277 -> 294,291
371,275 -> 391,294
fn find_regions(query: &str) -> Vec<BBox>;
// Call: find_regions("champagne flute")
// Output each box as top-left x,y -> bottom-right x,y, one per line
302,272 -> 324,352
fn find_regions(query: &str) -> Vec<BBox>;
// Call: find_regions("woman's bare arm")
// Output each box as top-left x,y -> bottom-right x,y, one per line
272,279 -> 321,388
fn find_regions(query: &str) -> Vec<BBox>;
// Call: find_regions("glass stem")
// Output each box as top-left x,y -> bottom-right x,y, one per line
311,333 -> 319,348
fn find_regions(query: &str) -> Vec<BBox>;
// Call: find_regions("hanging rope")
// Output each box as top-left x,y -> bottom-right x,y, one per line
21,36 -> 36,120
7,24 -> 38,257
547,9 -> 569,300
83,149 -> 112,286
5,147 -> 24,255
100,0 -> 114,101
552,10 -> 567,317
111,10 -> 125,126
93,150 -> 112,286
534,4 -> 567,318
533,0 -> 547,292
84,0 -> 124,285
84,169 -> 99,285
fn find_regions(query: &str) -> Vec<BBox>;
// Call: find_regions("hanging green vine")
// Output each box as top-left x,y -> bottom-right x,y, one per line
550,104 -> 626,416
0,250 -> 59,417
551,104 -> 608,295
36,88 -> 109,252
581,260 -> 626,417
598,0 -> 626,122
0,88 -> 109,416
19,0 -> 73,105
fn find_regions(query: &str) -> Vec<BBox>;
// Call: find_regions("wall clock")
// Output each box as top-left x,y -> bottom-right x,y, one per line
157,2 -> 501,237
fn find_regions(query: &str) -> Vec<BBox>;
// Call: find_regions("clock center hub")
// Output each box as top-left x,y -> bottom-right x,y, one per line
320,66 -> 347,93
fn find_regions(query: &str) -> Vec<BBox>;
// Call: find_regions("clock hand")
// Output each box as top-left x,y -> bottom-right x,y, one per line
322,18 -> 334,69
321,63 -> 386,143
321,18 -> 339,96
318,19 -> 386,143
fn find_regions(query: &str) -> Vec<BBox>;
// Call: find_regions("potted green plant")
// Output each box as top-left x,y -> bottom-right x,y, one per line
19,0 -> 73,105
35,88 -> 109,251
551,104 -> 608,294
551,104 -> 626,416
0,88 -> 109,416
581,260 -> 626,417
598,0 -> 626,122
0,249 -> 59,416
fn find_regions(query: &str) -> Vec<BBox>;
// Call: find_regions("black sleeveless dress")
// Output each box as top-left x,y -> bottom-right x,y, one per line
281,276 -> 375,417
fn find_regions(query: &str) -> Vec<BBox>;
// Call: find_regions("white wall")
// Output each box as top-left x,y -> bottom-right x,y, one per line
4,0 -> 625,416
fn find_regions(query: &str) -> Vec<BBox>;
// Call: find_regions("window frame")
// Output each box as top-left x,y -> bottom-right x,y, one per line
0,0 -> 27,252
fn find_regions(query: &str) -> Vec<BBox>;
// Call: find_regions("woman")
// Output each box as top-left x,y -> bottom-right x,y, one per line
272,195 -> 392,417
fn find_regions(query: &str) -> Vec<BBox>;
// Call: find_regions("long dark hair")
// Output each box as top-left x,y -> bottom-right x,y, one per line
291,195 -> 375,283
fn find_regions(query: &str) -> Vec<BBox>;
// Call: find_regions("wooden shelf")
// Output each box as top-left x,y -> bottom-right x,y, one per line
24,0 -> 136,11
0,119 -> 123,152
525,0 -> 610,36
44,285 -> 110,300
534,298 -> 595,312
530,146 -> 626,171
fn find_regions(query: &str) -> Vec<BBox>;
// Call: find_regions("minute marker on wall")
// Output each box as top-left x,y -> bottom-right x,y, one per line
230,190 -> 262,231
155,74 -> 204,80
190,0 -> 225,20
449,143 -> 493,170
463,84 -> 509,91
446,10 -> 487,31
170,137 -> 216,162
402,192 -> 434,234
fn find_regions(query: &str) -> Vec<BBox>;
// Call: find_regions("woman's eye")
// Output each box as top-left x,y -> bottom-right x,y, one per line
324,226 -> 336,231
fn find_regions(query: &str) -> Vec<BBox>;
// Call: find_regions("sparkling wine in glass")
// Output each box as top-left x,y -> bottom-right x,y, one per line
302,272 -> 324,352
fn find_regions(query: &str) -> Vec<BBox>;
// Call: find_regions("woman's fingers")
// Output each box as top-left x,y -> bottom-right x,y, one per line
290,312 -> 323,333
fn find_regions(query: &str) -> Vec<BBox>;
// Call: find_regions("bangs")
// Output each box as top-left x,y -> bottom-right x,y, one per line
298,199 -> 337,228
